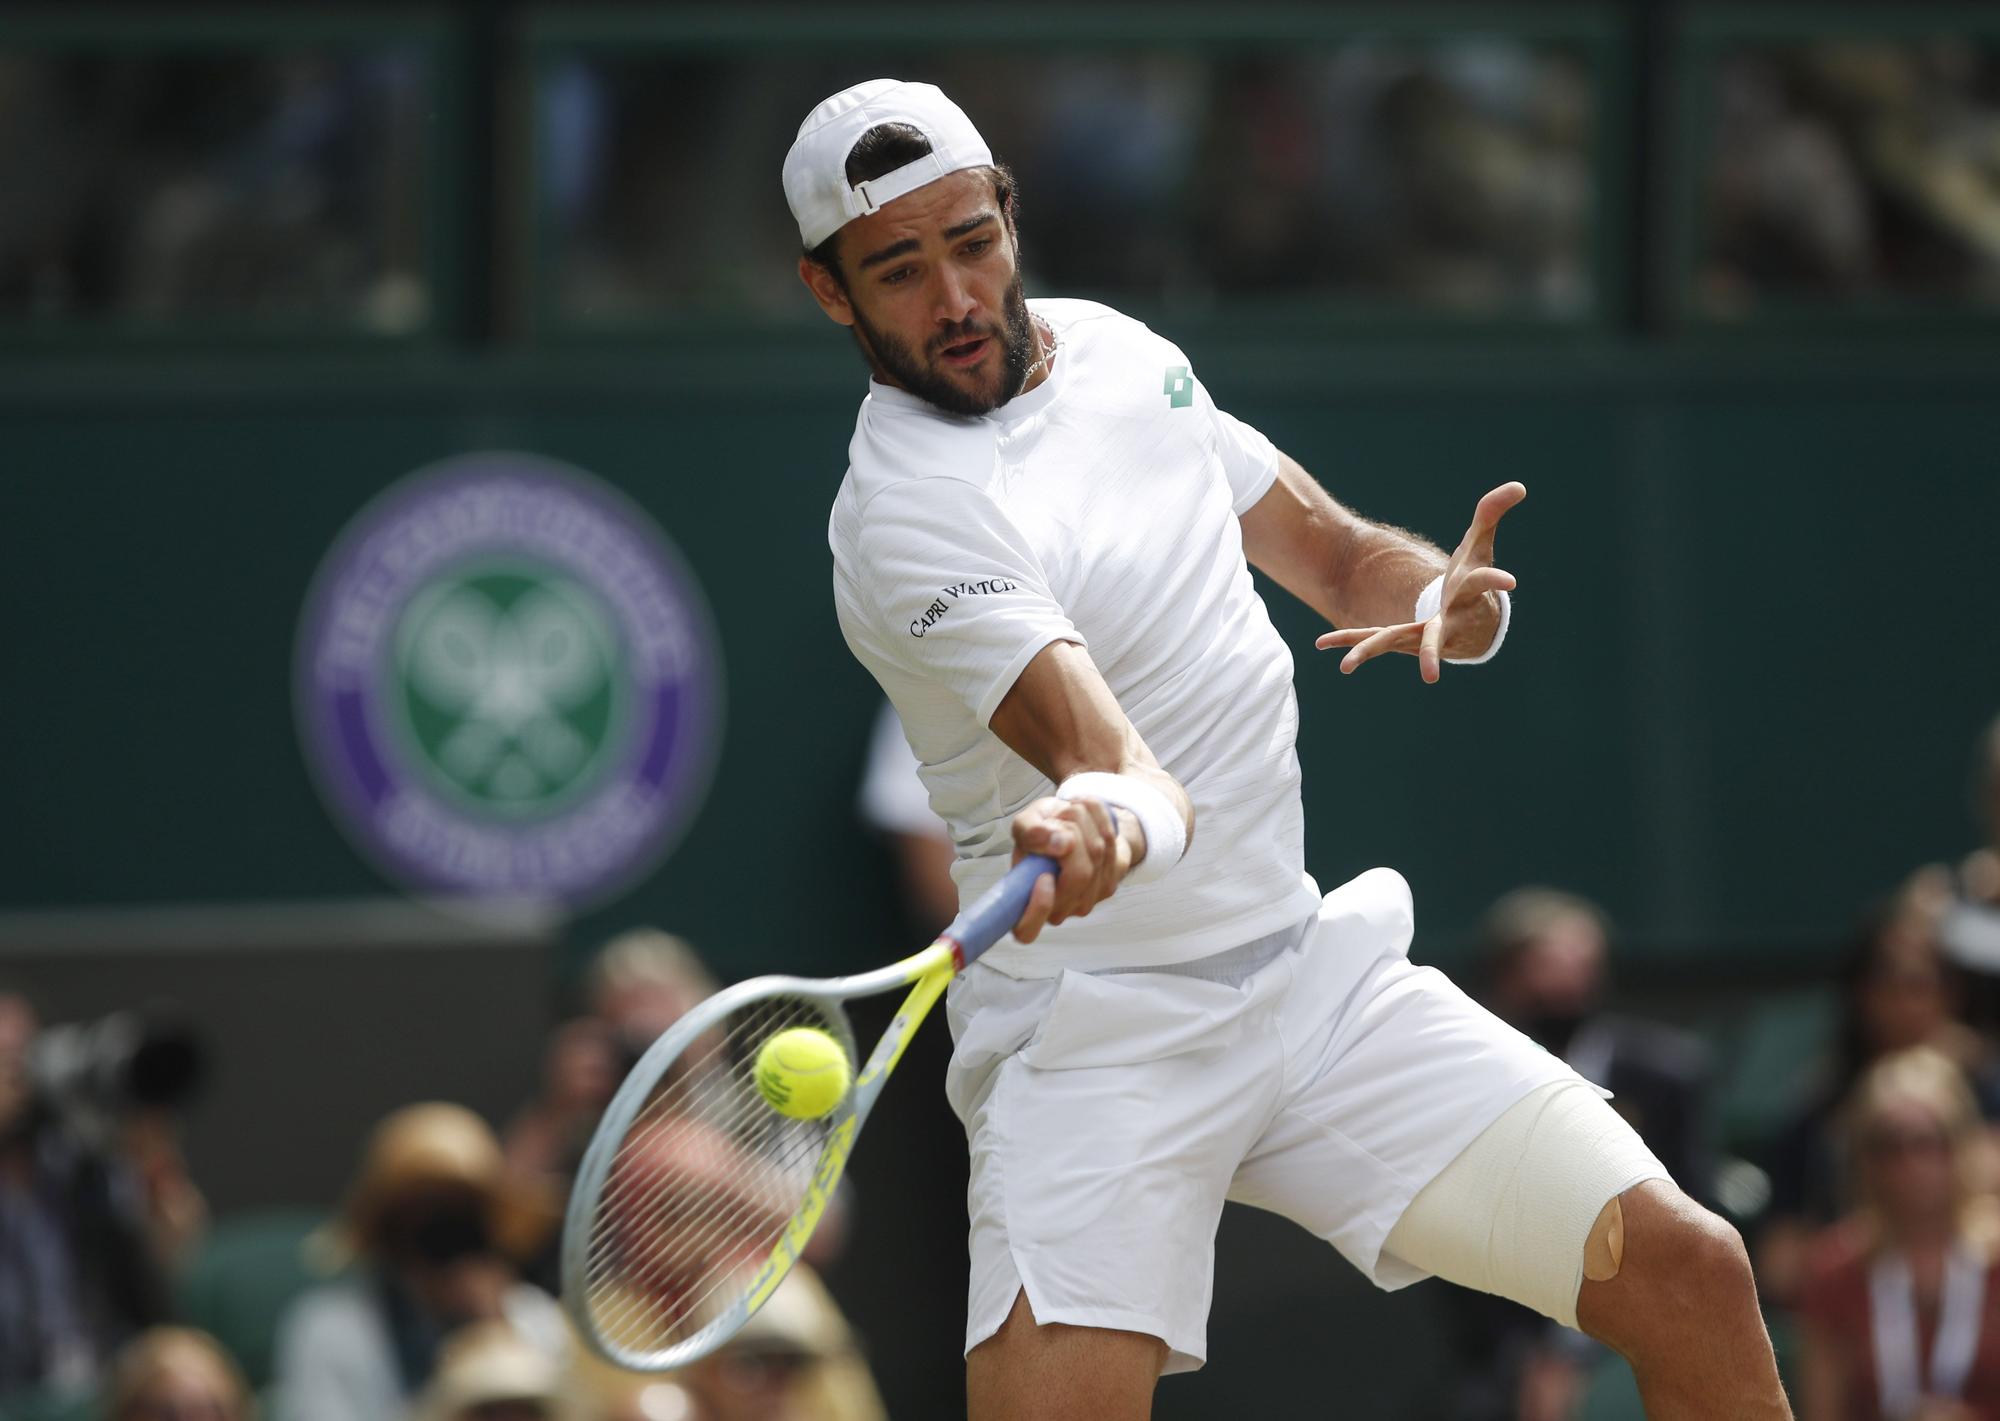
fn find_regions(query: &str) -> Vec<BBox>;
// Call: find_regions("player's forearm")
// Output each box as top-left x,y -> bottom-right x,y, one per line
1326,516 -> 1449,631
990,640 -> 1196,860
1242,455 -> 1502,653
1243,455 -> 1440,629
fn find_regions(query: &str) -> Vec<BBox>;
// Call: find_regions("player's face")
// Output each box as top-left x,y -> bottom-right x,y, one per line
799,171 -> 1036,417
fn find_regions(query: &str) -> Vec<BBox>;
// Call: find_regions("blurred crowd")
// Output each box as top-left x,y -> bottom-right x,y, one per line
4,702 -> 1998,1421
0,51 -> 429,330
542,43 -> 1592,325
0,929 -> 886,1421
9,31 -> 2000,338
1426,713 -> 2000,1421
1704,40 -> 2000,315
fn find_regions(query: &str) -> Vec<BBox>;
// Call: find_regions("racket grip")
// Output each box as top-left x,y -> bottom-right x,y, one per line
944,854 -> 1058,968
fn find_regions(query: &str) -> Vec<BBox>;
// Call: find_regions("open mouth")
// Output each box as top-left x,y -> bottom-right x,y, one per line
938,336 -> 990,369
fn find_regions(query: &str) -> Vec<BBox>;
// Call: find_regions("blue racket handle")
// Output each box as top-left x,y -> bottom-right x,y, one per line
943,854 -> 1058,968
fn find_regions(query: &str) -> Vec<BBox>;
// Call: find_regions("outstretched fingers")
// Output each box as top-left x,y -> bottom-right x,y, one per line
1418,611 -> 1445,684
1315,620 -> 1423,673
1471,482 -> 1528,537
1460,482 -> 1527,565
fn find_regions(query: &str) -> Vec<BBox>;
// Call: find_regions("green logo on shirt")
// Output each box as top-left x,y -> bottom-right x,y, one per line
1164,365 -> 1193,409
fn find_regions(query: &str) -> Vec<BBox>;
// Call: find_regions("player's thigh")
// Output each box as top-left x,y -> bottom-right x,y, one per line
956,966 -> 1285,1372
967,1288 -> 1166,1421
1228,949 -> 1583,1283
1384,1079 -> 1668,1328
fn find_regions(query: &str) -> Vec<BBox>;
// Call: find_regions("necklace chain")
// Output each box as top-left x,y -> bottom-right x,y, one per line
1022,315 -> 1057,384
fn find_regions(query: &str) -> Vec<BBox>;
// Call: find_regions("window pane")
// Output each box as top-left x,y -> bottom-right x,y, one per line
536,42 -> 1599,329
1695,36 -> 2000,317
0,46 -> 436,334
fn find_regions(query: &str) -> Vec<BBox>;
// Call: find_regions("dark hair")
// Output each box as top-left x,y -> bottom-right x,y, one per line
803,122 -> 1016,283
1830,899 -> 1959,1097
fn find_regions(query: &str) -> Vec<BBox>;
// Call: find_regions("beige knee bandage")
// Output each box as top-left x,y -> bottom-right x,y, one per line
1383,1080 -> 1665,1328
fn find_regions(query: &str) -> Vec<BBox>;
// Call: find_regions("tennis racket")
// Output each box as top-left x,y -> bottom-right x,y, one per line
561,852 -> 1057,1370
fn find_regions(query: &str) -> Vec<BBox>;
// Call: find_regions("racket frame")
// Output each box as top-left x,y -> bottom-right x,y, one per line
562,940 -> 953,1368
562,854 -> 1052,1370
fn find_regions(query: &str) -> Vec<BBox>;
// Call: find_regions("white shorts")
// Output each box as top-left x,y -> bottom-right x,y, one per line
943,867 -> 1665,1374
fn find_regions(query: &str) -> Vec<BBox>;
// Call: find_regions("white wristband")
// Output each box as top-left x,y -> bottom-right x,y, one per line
1414,574 -> 1511,666
1055,772 -> 1187,886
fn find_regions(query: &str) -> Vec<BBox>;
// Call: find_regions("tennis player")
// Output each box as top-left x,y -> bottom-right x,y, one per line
786,80 -> 1791,1420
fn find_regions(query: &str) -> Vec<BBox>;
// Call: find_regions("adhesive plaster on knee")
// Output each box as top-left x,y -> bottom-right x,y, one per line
1583,1196 -> 1624,1283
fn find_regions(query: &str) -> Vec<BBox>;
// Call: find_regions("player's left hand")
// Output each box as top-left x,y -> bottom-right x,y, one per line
1315,482 -> 1524,684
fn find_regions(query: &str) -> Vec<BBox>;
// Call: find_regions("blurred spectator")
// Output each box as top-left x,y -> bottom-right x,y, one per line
502,1018 -> 621,1286
1762,890 -> 2000,1306
0,990 -> 205,1400
1798,1047 -> 2000,1421
674,1265 -> 884,1421
1191,46 -> 1591,313
104,1326 -> 255,1421
1943,715 -> 2000,1007
502,931 -> 717,1285
587,931 -> 721,1073
1481,887 -> 1712,1190
1703,41 -> 2000,316
571,1266 -> 885,1421
503,1019 -> 618,1195
0,50 -> 430,330
506,930 -> 847,1291
542,43 -> 1593,327
407,1322 -> 560,1421
857,703 -> 956,937
1435,888 -> 1712,1421
272,1103 -> 563,1421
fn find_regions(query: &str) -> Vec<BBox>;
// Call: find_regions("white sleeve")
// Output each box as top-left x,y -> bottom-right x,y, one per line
1194,374 -> 1281,515
856,479 -> 1084,726
858,701 -> 945,837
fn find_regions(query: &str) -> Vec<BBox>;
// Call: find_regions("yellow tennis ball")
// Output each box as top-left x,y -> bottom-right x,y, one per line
755,1028 -> 851,1120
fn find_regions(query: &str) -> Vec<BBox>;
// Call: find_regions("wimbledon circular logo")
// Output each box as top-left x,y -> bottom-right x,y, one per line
296,453 -> 721,905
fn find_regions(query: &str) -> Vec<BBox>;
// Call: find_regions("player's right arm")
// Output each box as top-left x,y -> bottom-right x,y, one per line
988,640 -> 1194,943
848,470 -> 1189,946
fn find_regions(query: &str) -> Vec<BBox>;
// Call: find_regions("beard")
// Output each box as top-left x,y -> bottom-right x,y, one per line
849,269 -> 1037,417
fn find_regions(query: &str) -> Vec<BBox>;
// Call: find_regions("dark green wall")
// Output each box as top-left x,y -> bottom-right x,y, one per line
4,335 -> 1996,978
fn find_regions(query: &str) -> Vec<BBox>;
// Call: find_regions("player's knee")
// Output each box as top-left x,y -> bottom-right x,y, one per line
1643,1187 -> 1749,1294
1582,1184 -> 1753,1348
1688,1200 -> 1752,1304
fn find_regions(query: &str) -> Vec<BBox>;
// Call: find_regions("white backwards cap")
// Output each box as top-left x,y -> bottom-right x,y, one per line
783,78 -> 994,249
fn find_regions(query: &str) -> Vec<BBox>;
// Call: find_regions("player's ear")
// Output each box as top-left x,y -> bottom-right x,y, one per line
798,255 -> 855,327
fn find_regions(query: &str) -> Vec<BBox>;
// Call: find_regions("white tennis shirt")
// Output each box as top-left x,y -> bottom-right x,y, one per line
829,298 -> 1323,975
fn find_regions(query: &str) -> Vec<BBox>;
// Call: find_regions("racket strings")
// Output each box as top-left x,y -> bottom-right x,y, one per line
583,1008 -> 815,1283
586,1095 -> 813,1340
587,1037 -> 815,1345
576,992 -> 850,1355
